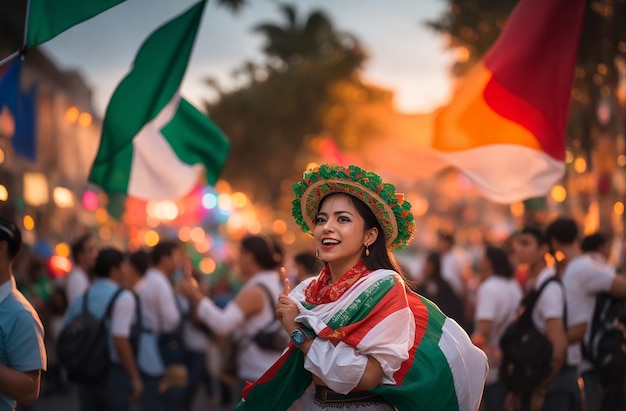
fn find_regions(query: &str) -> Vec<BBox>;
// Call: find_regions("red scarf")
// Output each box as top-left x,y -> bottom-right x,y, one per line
304,261 -> 372,305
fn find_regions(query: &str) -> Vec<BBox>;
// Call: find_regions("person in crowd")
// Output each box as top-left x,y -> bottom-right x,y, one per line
135,240 -> 185,410
472,245 -> 522,411
236,164 -> 487,410
124,249 -> 164,411
435,228 -> 466,299
64,248 -> 142,411
415,251 -> 465,326
293,251 -> 322,285
511,225 -> 569,410
65,234 -> 97,307
179,263 -> 213,411
177,234 -> 286,389
545,219 -> 626,411
0,217 -> 47,410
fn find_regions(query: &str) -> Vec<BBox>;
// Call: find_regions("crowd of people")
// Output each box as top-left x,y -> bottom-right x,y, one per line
1,163 -> 625,411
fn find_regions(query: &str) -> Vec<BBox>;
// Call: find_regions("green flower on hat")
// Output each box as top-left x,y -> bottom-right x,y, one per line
292,164 -> 415,250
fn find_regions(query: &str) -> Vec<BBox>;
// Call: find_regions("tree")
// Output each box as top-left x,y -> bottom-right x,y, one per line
429,0 -> 626,232
205,3 -> 382,207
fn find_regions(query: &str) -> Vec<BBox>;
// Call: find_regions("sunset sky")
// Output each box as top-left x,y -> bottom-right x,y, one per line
41,0 -> 455,117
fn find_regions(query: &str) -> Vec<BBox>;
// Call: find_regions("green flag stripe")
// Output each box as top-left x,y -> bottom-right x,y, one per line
26,0 -> 126,47
161,98 -> 229,185
89,0 -> 206,192
237,350 -> 311,410
374,295 -> 458,411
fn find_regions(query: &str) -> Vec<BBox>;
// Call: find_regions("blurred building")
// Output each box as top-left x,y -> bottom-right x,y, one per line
0,48 -> 101,246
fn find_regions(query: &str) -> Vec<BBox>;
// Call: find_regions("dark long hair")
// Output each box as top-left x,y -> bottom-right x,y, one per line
318,193 -> 407,278
240,234 -> 284,270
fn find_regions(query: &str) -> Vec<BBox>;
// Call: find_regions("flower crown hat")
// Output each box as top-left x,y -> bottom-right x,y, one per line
292,164 -> 415,250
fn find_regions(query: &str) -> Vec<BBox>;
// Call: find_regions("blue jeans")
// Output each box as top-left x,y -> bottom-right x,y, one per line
181,350 -> 208,411
78,364 -> 131,411
140,372 -> 161,411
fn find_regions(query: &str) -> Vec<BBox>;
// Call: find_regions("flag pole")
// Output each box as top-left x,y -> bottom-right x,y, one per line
0,51 -> 19,68
23,0 -> 32,48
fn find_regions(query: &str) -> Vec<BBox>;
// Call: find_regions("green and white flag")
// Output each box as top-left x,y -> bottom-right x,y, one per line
26,0 -> 127,47
89,0 -> 229,202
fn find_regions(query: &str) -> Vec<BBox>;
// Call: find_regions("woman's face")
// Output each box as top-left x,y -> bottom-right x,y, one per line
313,193 -> 372,274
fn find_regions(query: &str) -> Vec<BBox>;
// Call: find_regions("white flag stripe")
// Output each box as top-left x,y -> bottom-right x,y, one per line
128,93 -> 204,200
439,318 -> 489,411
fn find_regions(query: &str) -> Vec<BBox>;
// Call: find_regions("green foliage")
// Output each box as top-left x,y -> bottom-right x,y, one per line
205,4 -> 375,206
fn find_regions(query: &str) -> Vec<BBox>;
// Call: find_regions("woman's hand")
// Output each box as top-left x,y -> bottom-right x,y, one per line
276,267 -> 299,333
177,277 -> 203,305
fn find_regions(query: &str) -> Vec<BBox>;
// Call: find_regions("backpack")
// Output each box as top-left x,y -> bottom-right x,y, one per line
499,276 -> 562,397
56,287 -> 124,383
251,283 -> 289,352
583,292 -> 626,386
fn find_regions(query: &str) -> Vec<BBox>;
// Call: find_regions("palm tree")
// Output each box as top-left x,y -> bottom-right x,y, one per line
253,4 -> 358,68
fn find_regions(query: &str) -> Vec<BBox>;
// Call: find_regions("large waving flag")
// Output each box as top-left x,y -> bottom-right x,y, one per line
25,0 -> 127,47
363,0 -> 586,203
89,0 -> 229,204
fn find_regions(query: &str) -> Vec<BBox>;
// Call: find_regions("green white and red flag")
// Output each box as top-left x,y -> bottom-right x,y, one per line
88,0 -> 229,205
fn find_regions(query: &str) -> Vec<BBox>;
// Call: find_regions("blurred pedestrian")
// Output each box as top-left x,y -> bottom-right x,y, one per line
124,249 -> 164,411
0,217 -> 47,410
65,234 -> 97,307
177,234 -> 286,390
546,219 -> 626,411
472,246 -> 522,411
64,247 -> 143,411
135,240 -> 186,410
511,225 -> 569,411
293,251 -> 322,285
415,251 -> 465,327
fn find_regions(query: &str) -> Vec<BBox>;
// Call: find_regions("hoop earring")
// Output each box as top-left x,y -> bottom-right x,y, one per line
365,244 -> 370,257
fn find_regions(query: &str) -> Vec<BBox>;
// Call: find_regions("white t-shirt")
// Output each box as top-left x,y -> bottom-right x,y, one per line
136,268 -> 181,335
562,254 -> 615,370
531,267 -> 565,335
441,250 -> 464,297
65,267 -> 90,307
474,275 -> 523,384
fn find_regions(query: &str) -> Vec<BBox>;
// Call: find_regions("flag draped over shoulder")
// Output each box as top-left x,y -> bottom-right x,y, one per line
237,269 -> 487,411
362,0 -> 586,204
88,0 -> 229,202
25,0 -> 127,47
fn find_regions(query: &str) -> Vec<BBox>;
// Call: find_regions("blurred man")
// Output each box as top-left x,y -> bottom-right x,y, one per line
135,240 -> 184,410
545,218 -> 626,410
435,229 -> 466,298
65,234 -> 97,306
0,218 -> 47,410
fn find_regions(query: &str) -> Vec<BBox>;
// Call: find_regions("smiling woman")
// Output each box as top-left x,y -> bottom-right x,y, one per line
236,164 -> 488,411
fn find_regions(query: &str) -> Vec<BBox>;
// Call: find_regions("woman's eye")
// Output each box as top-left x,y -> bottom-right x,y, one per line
338,216 -> 350,223
315,216 -> 327,224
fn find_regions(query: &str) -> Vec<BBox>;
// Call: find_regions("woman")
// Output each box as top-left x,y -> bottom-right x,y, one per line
471,246 -> 522,411
237,164 -> 488,411
177,234 -> 286,386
